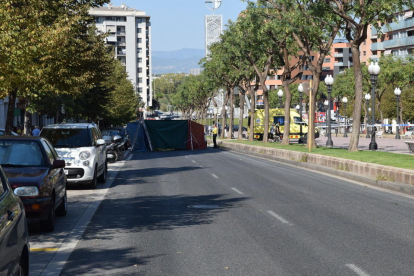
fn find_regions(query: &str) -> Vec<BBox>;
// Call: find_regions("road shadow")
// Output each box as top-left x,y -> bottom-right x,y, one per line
61,247 -> 160,276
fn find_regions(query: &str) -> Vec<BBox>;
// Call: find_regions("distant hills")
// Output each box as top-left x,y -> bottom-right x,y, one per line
151,48 -> 205,74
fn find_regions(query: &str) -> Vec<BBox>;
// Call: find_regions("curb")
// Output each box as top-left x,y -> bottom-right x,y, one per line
209,140 -> 414,196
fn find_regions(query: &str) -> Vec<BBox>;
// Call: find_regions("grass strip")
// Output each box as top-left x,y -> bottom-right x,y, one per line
213,139 -> 414,170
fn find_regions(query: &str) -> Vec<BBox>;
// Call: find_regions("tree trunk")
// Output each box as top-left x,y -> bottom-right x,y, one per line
249,89 -> 256,141
24,104 -> 32,135
348,44 -> 364,151
5,89 -> 18,135
281,81 -> 292,145
238,92 -> 245,140
221,91 -> 229,138
212,97 -> 218,125
229,87 -> 234,139
308,78 -> 321,148
262,83 -> 269,143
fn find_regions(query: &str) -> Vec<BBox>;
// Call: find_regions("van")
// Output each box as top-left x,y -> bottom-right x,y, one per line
248,108 -> 319,140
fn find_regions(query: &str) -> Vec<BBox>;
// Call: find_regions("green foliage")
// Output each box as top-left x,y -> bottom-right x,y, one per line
153,74 -> 187,111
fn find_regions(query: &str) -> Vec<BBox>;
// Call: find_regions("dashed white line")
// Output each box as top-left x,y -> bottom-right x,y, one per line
191,160 -> 195,163
267,211 -> 290,224
212,174 -> 218,179
345,264 -> 370,276
231,188 -> 243,194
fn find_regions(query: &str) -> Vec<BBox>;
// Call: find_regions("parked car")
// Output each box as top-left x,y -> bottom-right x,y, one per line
0,136 -> 67,232
39,123 -> 107,189
102,127 -> 130,150
0,163 -> 30,275
225,124 -> 247,132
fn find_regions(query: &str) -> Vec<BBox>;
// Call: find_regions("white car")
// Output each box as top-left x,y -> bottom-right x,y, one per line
40,123 -> 107,188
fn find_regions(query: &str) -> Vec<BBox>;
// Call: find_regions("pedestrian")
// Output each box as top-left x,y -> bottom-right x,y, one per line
32,126 -> 40,137
212,123 -> 218,148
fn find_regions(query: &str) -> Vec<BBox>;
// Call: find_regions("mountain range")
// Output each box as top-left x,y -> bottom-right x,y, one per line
151,48 -> 205,74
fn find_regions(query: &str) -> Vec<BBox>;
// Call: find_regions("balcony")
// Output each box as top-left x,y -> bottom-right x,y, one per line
116,32 -> 126,36
117,42 -> 126,46
383,36 -> 414,48
371,42 -> 384,51
387,17 -> 414,32
334,53 -> 343,57
106,35 -> 117,43
334,62 -> 344,66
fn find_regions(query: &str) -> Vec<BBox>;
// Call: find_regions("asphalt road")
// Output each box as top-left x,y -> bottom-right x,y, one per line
35,148 -> 414,276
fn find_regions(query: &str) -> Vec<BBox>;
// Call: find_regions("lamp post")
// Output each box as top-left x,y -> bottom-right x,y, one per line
342,97 -> 348,137
298,84 -> 304,143
277,89 -> 284,108
365,93 -> 371,138
368,62 -> 380,150
324,100 -> 329,137
324,75 -> 334,147
394,87 -> 402,139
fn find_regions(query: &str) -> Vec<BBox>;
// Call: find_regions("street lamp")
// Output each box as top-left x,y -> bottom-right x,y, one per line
342,97 -> 348,137
368,62 -> 380,150
394,87 -> 402,139
324,75 -> 334,147
324,100 -> 329,137
277,89 -> 284,108
365,93 -> 371,138
298,84 -> 304,143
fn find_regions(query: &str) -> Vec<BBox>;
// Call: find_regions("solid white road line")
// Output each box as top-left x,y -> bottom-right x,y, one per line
212,174 -> 218,179
345,264 -> 370,276
231,188 -> 243,194
267,211 -> 290,224
40,161 -> 127,276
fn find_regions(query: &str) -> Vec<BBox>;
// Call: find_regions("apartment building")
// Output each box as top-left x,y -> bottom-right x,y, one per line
89,3 -> 153,108
370,9 -> 414,62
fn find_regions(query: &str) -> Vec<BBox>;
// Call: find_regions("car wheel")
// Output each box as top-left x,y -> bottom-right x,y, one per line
56,191 -> 67,216
18,250 -> 29,276
98,162 -> 107,183
88,167 -> 98,189
40,196 -> 55,232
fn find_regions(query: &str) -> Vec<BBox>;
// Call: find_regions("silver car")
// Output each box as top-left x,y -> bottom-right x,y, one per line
40,124 -> 107,189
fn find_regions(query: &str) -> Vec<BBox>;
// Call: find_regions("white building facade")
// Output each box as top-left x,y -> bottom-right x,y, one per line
90,3 -> 152,109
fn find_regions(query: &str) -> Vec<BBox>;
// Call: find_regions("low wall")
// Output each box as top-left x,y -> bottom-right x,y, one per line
214,140 -> 414,188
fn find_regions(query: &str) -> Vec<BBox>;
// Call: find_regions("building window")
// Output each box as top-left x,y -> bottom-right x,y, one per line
324,58 -> 331,63
137,48 -> 142,53
117,37 -> 121,42
137,38 -> 142,43
138,67 -> 142,73
363,41 -> 366,45
138,87 -> 143,93
138,58 -> 142,63
137,18 -> 142,23
138,78 -> 143,83
269,85 -> 275,90
137,28 -> 142,33
363,51 -> 366,56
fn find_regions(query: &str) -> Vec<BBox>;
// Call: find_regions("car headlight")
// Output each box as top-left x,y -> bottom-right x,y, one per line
79,151 -> 91,160
14,186 -> 39,197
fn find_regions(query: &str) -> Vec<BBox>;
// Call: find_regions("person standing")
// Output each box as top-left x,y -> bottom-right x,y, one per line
212,124 -> 218,148
32,126 -> 40,137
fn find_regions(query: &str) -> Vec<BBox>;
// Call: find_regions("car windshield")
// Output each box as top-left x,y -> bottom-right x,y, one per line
102,130 -> 121,137
40,128 -> 92,148
0,140 -> 46,167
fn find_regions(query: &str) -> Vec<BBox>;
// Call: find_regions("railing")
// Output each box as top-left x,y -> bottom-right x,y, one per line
383,36 -> 414,48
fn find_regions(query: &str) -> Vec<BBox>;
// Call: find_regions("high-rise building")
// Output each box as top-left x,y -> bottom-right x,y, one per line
370,9 -> 414,62
89,3 -> 152,109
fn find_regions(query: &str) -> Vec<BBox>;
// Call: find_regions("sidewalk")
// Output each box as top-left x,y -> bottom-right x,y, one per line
315,135 -> 412,155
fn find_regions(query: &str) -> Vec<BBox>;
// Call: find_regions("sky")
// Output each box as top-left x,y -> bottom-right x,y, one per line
110,0 -> 249,52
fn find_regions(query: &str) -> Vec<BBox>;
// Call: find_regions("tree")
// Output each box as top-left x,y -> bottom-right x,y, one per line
260,0 -> 342,148
0,0 -> 110,133
325,0 -> 413,151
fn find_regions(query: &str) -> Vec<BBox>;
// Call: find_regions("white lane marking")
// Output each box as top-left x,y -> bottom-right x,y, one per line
192,160 -> 195,163
39,162 -> 126,276
212,174 -> 218,179
345,264 -> 370,276
267,211 -> 290,224
231,188 -> 243,194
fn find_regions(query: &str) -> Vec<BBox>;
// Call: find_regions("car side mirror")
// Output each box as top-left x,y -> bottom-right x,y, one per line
96,139 -> 106,147
52,160 -> 65,169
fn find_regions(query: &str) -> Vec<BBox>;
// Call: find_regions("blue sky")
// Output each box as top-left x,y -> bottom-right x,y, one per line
110,0 -> 249,51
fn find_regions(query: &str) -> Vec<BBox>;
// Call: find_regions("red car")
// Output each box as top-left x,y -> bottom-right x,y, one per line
0,136 -> 67,232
